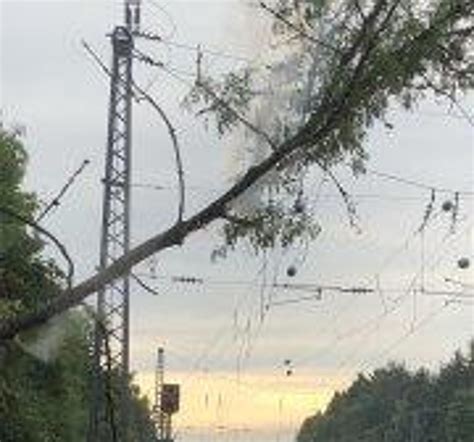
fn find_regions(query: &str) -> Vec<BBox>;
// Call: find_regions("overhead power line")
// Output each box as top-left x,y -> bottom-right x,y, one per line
0,206 -> 74,289
129,182 -> 474,200
134,31 -> 255,63
366,168 -> 474,196
135,273 -> 473,301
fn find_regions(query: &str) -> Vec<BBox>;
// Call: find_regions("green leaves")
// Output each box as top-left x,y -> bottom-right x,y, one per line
0,127 -> 64,316
185,0 -> 474,257
0,130 -> 28,192
183,68 -> 255,135
0,316 -> 90,442
297,342 -> 474,442
0,312 -> 157,442
222,202 -> 321,254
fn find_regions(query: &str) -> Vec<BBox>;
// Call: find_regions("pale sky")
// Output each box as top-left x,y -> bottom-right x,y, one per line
1,1 -> 473,441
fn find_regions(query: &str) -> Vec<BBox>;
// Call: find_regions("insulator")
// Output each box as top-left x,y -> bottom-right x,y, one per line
125,5 -> 131,26
134,8 -> 141,25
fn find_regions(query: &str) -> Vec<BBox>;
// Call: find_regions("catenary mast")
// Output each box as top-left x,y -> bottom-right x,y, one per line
153,347 -> 180,442
89,1 -> 141,440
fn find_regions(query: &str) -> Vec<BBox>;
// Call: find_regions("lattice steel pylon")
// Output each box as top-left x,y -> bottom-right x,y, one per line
88,1 -> 141,441
153,347 -> 178,442
153,347 -> 166,440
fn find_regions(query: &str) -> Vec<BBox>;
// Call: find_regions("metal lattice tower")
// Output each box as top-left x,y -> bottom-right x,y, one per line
89,1 -> 141,441
153,347 -> 175,442
153,347 -> 166,440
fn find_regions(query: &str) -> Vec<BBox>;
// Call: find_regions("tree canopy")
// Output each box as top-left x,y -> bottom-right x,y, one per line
187,0 -> 474,252
0,313 -> 157,442
1,0 -> 473,339
297,341 -> 474,442
0,128 -> 64,319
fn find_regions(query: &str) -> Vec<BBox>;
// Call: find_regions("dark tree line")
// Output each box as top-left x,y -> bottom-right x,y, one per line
297,342 -> 474,442
0,315 -> 157,442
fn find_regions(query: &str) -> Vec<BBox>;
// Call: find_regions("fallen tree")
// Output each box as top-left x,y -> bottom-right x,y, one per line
1,0 -> 473,340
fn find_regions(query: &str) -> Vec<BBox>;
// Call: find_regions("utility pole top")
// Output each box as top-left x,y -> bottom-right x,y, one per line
125,0 -> 141,33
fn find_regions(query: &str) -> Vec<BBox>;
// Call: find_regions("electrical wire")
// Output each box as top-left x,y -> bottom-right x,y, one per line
0,206 -> 74,289
357,300 -> 453,372
131,182 -> 474,201
160,38 -> 255,64
310,219 -> 473,382
145,0 -> 178,40
290,215 -> 472,371
36,159 -> 90,223
365,167 -> 474,196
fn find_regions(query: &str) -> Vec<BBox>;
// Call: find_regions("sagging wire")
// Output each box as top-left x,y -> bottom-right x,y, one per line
366,168 -> 474,196
145,0 -> 178,41
234,254 -> 272,380
0,206 -> 74,289
81,40 -> 186,224
132,82 -> 186,223
259,1 -> 344,55
131,271 -> 160,296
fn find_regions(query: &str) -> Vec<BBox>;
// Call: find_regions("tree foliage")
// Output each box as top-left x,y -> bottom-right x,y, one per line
186,0 -> 474,253
0,128 -> 64,318
0,314 -> 157,442
297,342 -> 474,442
0,315 -> 91,442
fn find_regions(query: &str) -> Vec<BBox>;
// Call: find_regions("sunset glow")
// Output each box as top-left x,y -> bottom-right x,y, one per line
134,370 -> 349,433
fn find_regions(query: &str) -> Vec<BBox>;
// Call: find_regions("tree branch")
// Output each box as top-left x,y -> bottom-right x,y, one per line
420,72 -> 474,126
315,161 -> 360,231
221,213 -> 257,228
259,1 -> 343,54
353,0 -> 366,22
195,76 -> 278,150
0,206 -> 74,289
